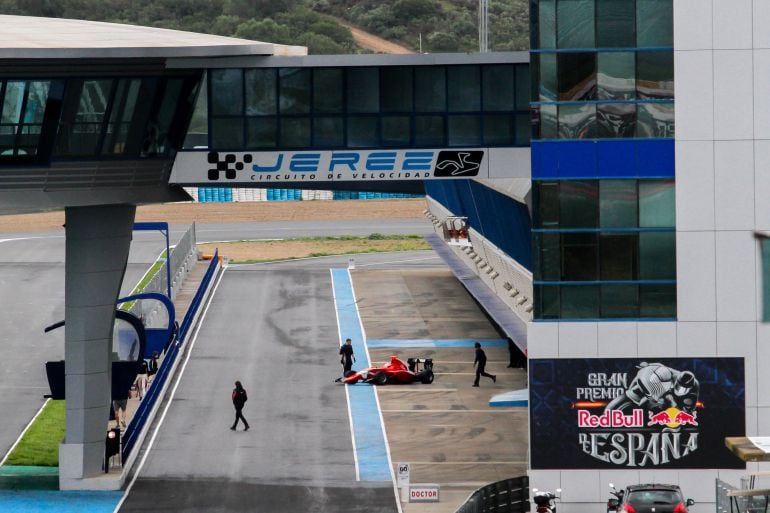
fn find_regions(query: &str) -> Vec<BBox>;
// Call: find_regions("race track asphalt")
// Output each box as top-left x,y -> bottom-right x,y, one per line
119,267 -> 398,513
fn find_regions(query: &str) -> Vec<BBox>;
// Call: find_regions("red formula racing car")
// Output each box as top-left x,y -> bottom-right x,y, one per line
336,356 -> 434,385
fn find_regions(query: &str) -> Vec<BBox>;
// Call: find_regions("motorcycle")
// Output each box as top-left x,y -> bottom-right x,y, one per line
532,488 -> 562,513
607,483 -> 625,513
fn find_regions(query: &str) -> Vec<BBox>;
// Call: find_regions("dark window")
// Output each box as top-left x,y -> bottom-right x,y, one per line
558,52 -> 596,101
636,102 -> 674,138
537,285 -> 561,319
639,179 -> 675,227
560,180 -> 599,228
102,79 -> 141,155
562,233 -> 598,280
600,180 -> 638,228
558,103 -> 596,139
539,104 -> 558,139
539,53 -> 558,102
142,78 -> 183,157
597,103 -> 636,138
414,115 -> 444,146
536,232 -> 561,281
448,66 -> 481,112
639,284 -> 676,317
347,116 -> 379,147
484,114 -> 514,146
515,114 -> 531,145
448,115 -> 481,146
183,75 -> 208,150
515,66 -> 530,111
561,285 -> 600,318
245,68 -> 276,116
210,69 -> 242,116
639,231 -> 676,280
637,51 -> 674,99
415,67 -> 446,112
246,117 -> 276,148
597,0 -> 636,47
483,65 -> 514,111
211,117 -> 244,149
313,117 -> 344,148
557,0 -> 595,48
601,284 -> 639,318
600,233 -> 638,280
381,67 -> 413,113
279,117 -> 310,148
637,0 -> 673,47
279,68 -> 311,114
0,80 -> 52,157
381,116 -> 411,147
347,68 -> 380,113
56,79 -> 113,156
539,0 -> 556,49
598,52 -> 636,100
313,68 -> 344,114
535,181 -> 560,227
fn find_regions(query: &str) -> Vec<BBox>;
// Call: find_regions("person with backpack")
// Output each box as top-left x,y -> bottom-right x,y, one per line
230,381 -> 250,431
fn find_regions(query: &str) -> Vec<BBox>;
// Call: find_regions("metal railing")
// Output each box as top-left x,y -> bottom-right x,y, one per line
456,476 -> 530,513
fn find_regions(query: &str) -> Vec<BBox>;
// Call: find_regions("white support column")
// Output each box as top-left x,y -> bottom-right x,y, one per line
59,205 -> 135,490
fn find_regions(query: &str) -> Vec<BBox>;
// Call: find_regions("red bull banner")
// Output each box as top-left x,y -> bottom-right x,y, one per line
529,358 -> 745,469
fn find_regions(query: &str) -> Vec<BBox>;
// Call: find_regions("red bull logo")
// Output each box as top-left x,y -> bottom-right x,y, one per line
578,409 -> 644,428
646,407 -> 698,428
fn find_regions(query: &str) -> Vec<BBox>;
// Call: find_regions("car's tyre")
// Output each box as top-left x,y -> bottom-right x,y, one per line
373,371 -> 388,385
344,370 -> 356,378
419,370 -> 434,384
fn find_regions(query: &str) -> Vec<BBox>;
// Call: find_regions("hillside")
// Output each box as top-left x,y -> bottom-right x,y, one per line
0,0 -> 529,54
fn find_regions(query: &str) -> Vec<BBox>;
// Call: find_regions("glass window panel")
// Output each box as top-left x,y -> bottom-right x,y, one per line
535,181 -> 560,228
536,285 -> 561,319
415,67 -> 446,112
448,115 -> 481,146
597,0 -> 635,47
16,125 -> 42,156
561,285 -> 600,318
637,0 -> 673,47
515,114 -> 531,145
211,118 -> 244,149
143,78 -> 182,156
539,0 -> 556,49
639,284 -> 676,318
639,179 -> 675,227
245,68 -> 277,115
539,104 -> 557,139
448,66 -> 481,112
279,117 -> 311,148
381,116 -> 410,147
381,67 -> 413,113
639,231 -> 676,280
246,117 -> 277,148
0,126 -> 17,154
414,115 -> 444,146
184,74 -> 209,149
598,52 -> 635,100
2,81 -> 25,123
536,232 -> 561,281
347,68 -> 379,113
313,116 -> 344,148
76,80 -> 112,123
560,180 -> 599,228
539,53 -> 557,102
597,103 -> 636,138
558,52 -> 596,101
61,123 -> 102,155
601,284 -> 639,318
347,116 -> 379,147
313,68 -> 344,114
484,114 -> 514,146
600,180 -> 638,227
515,65 -> 530,111
636,102 -> 674,138
23,81 -> 51,124
562,233 -> 598,280
600,233 -> 638,280
210,69 -> 243,116
558,103 -> 596,139
557,0 -> 595,48
637,51 -> 674,99
279,68 -> 311,114
483,65 -> 514,111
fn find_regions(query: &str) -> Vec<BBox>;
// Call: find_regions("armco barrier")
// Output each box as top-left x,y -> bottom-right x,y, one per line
121,249 -> 220,462
455,476 -> 530,513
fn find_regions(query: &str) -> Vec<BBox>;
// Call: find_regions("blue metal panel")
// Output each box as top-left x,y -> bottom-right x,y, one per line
637,139 -> 675,177
557,140 -> 598,178
597,140 -> 637,177
539,141 -> 560,179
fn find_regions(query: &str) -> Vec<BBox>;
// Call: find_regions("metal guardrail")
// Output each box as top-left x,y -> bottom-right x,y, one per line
121,247 -> 218,462
455,476 -> 530,513
718,478 -> 739,513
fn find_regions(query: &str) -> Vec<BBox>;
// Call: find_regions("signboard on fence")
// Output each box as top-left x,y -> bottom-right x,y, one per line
529,358 -> 745,469
409,484 -> 440,503
396,462 -> 410,488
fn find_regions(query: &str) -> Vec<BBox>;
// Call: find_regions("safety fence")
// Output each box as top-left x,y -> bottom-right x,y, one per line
455,476 -> 530,513
188,186 -> 422,203
121,248 -> 219,463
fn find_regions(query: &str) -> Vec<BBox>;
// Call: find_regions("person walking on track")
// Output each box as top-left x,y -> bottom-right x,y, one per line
339,338 -> 356,374
473,342 -> 496,387
230,381 -> 250,431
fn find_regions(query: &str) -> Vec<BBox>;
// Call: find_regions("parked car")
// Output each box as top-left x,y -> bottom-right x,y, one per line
607,483 -> 695,513
335,356 -> 434,385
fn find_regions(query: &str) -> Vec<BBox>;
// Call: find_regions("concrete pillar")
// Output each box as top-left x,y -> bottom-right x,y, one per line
59,205 -> 135,489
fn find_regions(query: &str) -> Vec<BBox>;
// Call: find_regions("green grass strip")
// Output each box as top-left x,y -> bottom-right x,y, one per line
4,400 -> 65,467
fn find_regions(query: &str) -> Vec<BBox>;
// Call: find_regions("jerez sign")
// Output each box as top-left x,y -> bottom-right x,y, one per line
529,358 -> 745,469
170,149 -> 489,184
